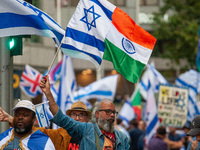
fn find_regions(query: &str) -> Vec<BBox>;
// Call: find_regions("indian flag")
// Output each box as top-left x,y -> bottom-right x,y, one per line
130,86 -> 142,121
61,0 -> 156,82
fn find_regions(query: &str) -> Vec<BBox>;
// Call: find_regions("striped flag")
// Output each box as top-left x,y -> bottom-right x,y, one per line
0,0 -> 64,45
0,128 -> 55,149
139,64 -> 168,145
20,65 -> 42,98
130,86 -> 142,121
145,87 -> 159,145
119,100 -> 135,128
175,69 -> 200,121
61,0 -> 156,82
73,75 -> 118,101
57,55 -> 77,114
35,102 -> 50,127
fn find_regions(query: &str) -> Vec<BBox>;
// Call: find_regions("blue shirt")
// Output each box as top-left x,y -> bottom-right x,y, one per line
187,137 -> 200,150
50,108 -> 130,150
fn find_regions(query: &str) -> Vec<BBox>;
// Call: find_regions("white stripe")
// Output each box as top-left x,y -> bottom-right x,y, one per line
67,0 -> 113,41
0,129 -> 13,147
106,25 -> 152,64
64,37 -> 104,58
44,138 -> 56,150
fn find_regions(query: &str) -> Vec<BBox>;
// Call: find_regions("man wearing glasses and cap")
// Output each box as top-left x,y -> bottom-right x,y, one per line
40,76 -> 129,150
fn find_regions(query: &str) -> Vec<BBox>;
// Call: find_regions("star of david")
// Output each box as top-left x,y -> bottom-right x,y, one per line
80,5 -> 101,31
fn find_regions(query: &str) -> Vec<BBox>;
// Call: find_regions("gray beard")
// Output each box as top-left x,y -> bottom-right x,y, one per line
98,118 -> 114,133
15,127 -> 26,133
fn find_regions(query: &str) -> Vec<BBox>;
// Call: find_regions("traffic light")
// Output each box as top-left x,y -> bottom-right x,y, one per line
8,36 -> 23,56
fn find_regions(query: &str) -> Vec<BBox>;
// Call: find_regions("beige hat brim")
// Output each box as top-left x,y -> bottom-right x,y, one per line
66,109 -> 91,117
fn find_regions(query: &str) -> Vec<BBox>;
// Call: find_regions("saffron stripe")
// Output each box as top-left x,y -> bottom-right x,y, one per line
112,7 -> 156,50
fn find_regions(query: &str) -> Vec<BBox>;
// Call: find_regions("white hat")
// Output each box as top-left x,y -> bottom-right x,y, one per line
12,100 -> 36,113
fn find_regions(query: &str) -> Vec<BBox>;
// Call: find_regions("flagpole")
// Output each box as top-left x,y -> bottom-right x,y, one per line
45,36 -> 65,76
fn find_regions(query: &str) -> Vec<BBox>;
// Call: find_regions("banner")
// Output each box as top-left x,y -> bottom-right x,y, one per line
158,85 -> 188,128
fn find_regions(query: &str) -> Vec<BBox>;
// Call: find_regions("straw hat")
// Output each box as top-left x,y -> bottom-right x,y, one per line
66,101 -> 91,117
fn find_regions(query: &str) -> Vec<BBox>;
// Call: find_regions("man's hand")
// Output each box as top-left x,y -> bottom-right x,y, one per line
0,107 -> 13,123
40,76 -> 51,95
191,140 -> 198,150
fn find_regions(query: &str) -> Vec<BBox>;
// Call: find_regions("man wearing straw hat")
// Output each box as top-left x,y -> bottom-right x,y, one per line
0,100 -> 91,150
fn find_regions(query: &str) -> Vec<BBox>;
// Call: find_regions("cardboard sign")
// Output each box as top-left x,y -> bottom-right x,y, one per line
158,85 -> 188,128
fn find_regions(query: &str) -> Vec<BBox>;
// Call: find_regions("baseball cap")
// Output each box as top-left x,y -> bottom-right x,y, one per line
12,100 -> 36,113
66,101 -> 91,117
187,115 -> 200,136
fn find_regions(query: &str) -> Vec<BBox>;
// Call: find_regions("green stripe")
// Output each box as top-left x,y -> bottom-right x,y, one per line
131,89 -> 141,106
103,39 -> 145,83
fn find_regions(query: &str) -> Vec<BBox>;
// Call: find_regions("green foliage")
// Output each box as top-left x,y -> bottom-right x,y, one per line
152,0 -> 200,68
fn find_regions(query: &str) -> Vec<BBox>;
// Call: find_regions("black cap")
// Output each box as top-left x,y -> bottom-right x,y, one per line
187,115 -> 200,136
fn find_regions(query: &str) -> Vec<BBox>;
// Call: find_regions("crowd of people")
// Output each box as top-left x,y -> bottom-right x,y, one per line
0,76 -> 200,150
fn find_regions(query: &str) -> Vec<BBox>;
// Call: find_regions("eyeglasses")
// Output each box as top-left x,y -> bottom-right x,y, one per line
98,109 -> 118,117
70,113 -> 87,119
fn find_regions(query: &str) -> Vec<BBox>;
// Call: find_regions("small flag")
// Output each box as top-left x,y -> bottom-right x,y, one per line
119,100 -> 135,128
130,86 -> 142,121
0,0 -> 65,46
35,102 -> 50,127
61,0 -> 156,82
73,75 -> 118,101
20,65 -> 42,98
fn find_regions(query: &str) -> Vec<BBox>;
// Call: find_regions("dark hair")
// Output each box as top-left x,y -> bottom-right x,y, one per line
116,118 -> 122,125
157,126 -> 166,135
129,119 -> 138,127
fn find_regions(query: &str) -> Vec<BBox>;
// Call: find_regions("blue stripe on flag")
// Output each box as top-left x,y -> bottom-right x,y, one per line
36,109 -> 43,127
74,91 -> 112,100
90,0 -> 113,21
0,13 -> 49,29
189,95 -> 200,114
146,114 -> 158,135
125,100 -> 132,107
42,104 -> 50,126
118,115 -> 130,126
66,28 -> 105,52
0,128 -> 12,141
27,130 -> 49,148
176,78 -> 197,93
61,44 -> 102,65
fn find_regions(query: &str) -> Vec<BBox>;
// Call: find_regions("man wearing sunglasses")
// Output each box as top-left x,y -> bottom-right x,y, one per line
40,76 -> 130,150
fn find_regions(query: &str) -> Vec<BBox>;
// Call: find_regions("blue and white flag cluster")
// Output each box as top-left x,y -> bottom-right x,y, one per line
0,0 -> 65,46
175,69 -> 200,122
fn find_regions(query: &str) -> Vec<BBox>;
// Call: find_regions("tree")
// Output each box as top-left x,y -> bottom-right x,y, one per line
152,0 -> 200,69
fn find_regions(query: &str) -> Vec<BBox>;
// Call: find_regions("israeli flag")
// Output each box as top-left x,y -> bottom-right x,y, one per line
175,69 -> 200,121
35,102 -> 50,127
0,0 -> 65,45
73,75 -> 118,101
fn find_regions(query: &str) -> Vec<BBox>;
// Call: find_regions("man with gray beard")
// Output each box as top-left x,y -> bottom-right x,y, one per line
40,76 -> 130,150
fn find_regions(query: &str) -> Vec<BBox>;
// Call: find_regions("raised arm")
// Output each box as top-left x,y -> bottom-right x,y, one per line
0,107 -> 13,124
39,76 -> 59,115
